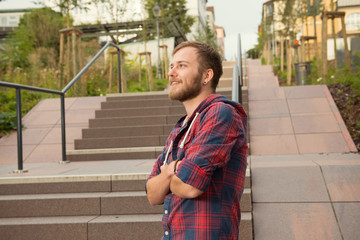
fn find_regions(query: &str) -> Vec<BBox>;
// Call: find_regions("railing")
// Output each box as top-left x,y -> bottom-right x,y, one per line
0,41 -> 122,172
232,34 -> 245,104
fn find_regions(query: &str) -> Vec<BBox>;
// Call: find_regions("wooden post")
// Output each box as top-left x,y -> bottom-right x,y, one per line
59,28 -> 83,91
331,17 -> 338,69
109,49 -> 126,92
67,34 -> 71,79
340,16 -> 351,69
300,37 -> 305,62
59,32 -> 65,88
109,53 -> 113,90
72,31 -> 79,95
72,31 -> 77,79
160,45 -> 169,79
139,52 -> 153,90
321,12 -> 328,81
286,39 -> 292,85
120,49 -> 126,93
148,53 -> 154,91
280,36 -> 284,72
139,54 -> 142,87
267,40 -> 271,65
78,36 -> 85,96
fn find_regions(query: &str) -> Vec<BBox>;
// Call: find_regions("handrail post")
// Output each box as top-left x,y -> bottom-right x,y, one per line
14,88 -> 27,173
237,34 -> 243,104
117,49 -> 122,93
243,51 -> 247,86
232,65 -> 239,102
238,34 -> 243,86
60,94 -> 69,163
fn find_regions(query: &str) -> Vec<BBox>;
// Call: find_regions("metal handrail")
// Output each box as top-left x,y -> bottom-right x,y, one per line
232,34 -> 244,104
0,41 -> 122,172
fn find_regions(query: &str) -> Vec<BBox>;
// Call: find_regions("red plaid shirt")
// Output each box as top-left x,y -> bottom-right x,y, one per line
147,94 -> 248,239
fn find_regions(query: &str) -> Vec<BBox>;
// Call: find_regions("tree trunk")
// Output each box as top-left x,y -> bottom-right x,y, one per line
286,39 -> 292,85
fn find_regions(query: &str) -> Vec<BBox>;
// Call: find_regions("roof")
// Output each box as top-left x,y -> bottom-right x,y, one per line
337,0 -> 360,7
215,25 -> 225,37
0,0 -> 41,10
206,6 -> 214,15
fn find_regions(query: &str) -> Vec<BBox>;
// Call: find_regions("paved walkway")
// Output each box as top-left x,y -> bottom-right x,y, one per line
247,59 -> 360,240
0,59 -> 359,239
0,96 -> 105,165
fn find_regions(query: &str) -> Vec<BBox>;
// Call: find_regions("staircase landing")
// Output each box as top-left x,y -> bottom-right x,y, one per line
247,59 -> 360,240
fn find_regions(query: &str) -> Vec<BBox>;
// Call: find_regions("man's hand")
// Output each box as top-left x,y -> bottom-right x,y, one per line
160,160 -> 178,178
146,160 -> 178,206
147,159 -> 203,205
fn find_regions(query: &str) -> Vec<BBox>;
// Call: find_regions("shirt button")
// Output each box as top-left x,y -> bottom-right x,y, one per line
165,231 -> 169,236
164,210 -> 168,214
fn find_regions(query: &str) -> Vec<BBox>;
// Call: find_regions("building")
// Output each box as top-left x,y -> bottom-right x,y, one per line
43,0 -> 209,41
261,0 -> 360,65
215,25 -> 225,57
0,0 -> 41,41
186,0 -> 208,40
43,0 -> 145,26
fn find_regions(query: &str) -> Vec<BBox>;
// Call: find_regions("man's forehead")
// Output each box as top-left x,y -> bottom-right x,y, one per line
172,47 -> 198,61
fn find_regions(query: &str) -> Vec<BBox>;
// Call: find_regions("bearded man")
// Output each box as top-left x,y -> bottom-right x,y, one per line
146,41 -> 248,240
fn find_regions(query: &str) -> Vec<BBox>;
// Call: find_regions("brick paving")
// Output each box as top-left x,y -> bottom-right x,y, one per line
248,59 -> 360,240
0,59 -> 359,239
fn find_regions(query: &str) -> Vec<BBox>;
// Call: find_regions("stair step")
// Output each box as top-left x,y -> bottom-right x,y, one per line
0,192 -> 103,217
0,216 -> 94,240
89,115 -> 181,128
101,191 -> 162,215
218,78 -> 233,88
0,171 -> 153,195
101,98 -> 182,110
95,105 -> 186,118
0,213 -> 252,240
0,189 -> 251,218
67,147 -> 162,161
82,125 -> 174,139
75,135 -> 168,149
105,91 -> 232,102
222,67 -> 233,78
0,167 -> 250,195
106,93 -> 169,101
90,213 -> 252,240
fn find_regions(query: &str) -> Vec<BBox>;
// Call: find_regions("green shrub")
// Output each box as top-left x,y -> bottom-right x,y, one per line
0,88 -> 44,135
0,112 -> 17,134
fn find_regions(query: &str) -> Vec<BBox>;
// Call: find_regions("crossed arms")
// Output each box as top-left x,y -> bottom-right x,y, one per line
146,160 -> 204,206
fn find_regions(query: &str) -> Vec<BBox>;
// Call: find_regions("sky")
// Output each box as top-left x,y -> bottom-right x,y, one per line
207,0 -> 268,60
1,0 -> 267,60
0,0 -> 40,9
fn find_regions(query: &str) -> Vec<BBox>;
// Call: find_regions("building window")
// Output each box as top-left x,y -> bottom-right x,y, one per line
1,17 -> 7,26
346,12 -> 360,31
266,4 -> 273,17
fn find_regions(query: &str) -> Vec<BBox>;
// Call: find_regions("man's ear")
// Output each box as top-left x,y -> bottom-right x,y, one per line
203,69 -> 214,84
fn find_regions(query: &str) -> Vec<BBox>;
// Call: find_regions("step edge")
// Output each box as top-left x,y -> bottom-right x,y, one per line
68,146 -> 164,155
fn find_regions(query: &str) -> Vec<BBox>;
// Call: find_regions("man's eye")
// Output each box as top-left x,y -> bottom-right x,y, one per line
179,64 -> 185,68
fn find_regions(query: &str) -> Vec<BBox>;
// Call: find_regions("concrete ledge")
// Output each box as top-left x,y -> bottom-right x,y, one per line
67,146 -> 164,155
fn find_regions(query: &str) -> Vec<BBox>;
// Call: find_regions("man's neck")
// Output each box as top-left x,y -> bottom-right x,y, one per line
182,91 -> 212,117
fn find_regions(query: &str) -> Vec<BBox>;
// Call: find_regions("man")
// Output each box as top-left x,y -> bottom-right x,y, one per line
146,41 -> 248,239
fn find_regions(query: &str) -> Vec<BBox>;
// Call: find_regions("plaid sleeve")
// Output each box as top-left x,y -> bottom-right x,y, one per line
145,142 -> 168,190
176,102 -> 246,192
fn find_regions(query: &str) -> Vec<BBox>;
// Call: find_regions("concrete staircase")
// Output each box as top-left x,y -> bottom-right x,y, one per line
0,62 -> 253,239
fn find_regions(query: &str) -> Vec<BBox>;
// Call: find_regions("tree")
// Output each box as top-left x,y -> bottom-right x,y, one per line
144,0 -> 195,39
46,0 -> 91,27
2,7 -> 65,68
193,23 -> 221,56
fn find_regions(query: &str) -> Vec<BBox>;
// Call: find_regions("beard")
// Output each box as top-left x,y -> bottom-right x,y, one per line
169,74 -> 202,102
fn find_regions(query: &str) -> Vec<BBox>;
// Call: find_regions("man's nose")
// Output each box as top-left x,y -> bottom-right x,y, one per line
168,66 -> 176,77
